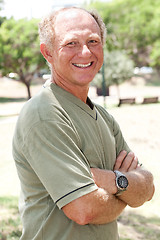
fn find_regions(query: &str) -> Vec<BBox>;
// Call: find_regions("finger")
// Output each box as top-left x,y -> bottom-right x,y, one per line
114,150 -> 127,170
119,152 -> 135,172
128,156 -> 138,171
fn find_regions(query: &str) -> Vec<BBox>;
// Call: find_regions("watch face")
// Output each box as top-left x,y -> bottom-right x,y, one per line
117,176 -> 128,189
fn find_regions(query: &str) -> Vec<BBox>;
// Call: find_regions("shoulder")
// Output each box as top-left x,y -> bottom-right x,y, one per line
22,84 -> 70,119
15,85 -> 72,139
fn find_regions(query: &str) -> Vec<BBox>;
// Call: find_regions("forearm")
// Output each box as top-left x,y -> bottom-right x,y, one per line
91,167 -> 154,208
118,168 -> 155,207
63,155 -> 154,225
88,188 -> 127,224
87,169 -> 127,224
63,187 -> 126,225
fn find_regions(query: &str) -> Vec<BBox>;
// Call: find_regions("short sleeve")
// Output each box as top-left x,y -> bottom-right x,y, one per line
23,120 -> 98,209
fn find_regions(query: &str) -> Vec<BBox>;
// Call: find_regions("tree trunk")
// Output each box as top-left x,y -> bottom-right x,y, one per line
19,70 -> 32,99
26,83 -> 31,99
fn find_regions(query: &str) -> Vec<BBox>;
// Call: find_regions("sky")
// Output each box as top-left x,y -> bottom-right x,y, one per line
1,0 -> 86,19
1,0 -> 110,20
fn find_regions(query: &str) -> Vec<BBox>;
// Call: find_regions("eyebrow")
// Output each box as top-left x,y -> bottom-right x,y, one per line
62,32 -> 101,44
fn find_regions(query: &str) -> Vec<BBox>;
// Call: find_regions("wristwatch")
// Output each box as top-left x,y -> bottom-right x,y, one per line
114,170 -> 128,196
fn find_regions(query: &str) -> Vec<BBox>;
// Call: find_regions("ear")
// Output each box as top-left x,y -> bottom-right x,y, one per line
40,43 -> 53,63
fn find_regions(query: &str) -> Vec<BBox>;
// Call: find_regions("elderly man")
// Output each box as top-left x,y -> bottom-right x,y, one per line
12,7 -> 154,240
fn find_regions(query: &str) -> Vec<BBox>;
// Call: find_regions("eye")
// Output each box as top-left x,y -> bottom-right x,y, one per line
88,39 -> 99,45
89,40 -> 97,43
66,41 -> 77,47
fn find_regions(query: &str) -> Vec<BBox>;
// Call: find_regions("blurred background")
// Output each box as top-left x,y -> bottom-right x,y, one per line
0,0 -> 160,239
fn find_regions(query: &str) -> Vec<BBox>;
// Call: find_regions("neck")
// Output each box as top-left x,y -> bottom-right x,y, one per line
51,76 -> 89,103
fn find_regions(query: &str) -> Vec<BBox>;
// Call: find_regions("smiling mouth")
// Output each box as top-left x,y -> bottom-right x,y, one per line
72,62 -> 93,68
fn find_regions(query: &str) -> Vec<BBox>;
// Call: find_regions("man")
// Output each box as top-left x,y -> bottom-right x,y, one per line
12,7 -> 154,240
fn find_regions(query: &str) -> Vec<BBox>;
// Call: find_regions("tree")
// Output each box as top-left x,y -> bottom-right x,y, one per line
0,18 -> 47,99
0,0 -> 6,26
89,0 -> 160,73
105,50 -> 134,98
93,50 -> 134,98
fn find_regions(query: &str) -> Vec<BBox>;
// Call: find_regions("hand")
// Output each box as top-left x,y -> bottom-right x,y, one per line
114,151 -> 139,172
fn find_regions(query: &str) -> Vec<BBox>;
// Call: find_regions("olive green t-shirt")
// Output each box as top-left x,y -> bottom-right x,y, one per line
12,81 -> 130,240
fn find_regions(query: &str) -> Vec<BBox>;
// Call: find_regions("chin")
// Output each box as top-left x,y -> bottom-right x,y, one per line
77,75 -> 95,85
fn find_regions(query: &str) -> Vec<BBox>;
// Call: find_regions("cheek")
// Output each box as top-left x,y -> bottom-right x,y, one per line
58,50 -> 74,66
97,51 -> 104,69
52,51 -> 67,69
96,46 -> 104,60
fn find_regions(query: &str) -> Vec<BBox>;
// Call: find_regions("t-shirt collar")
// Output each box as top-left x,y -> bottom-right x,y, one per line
48,82 -> 97,120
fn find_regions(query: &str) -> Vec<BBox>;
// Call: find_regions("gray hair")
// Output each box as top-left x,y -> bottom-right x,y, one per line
38,7 -> 107,48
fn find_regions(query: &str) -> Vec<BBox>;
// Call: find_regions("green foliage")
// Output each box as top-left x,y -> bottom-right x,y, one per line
0,0 -> 5,26
104,50 -> 134,86
93,50 -> 134,88
0,18 -> 46,98
150,40 -> 160,68
88,0 -> 160,71
0,18 -> 45,75
0,16 -> 6,26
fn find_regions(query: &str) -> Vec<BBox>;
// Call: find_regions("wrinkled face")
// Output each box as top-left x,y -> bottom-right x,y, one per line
51,9 -> 104,88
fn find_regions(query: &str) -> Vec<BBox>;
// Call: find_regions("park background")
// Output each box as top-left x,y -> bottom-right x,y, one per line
0,0 -> 160,239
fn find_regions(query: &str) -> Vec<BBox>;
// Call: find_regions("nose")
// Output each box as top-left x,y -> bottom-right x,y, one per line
78,44 -> 92,57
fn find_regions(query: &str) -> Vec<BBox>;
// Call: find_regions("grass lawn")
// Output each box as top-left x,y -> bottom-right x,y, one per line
0,99 -> 160,239
0,197 -> 160,240
118,210 -> 160,240
0,196 -> 21,240
110,103 -> 160,240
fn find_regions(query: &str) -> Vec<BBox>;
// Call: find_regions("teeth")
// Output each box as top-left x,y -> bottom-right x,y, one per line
73,63 -> 92,68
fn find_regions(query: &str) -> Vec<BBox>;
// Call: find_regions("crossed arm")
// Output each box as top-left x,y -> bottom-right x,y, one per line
62,151 -> 155,225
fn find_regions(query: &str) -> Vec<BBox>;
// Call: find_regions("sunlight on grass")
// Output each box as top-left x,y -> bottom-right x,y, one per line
0,196 -> 22,239
118,211 -> 160,240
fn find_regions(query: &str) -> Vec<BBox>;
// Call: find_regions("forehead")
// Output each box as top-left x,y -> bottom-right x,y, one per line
54,9 -> 101,38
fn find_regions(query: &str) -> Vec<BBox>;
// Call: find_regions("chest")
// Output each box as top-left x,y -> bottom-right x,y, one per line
70,109 -> 116,170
